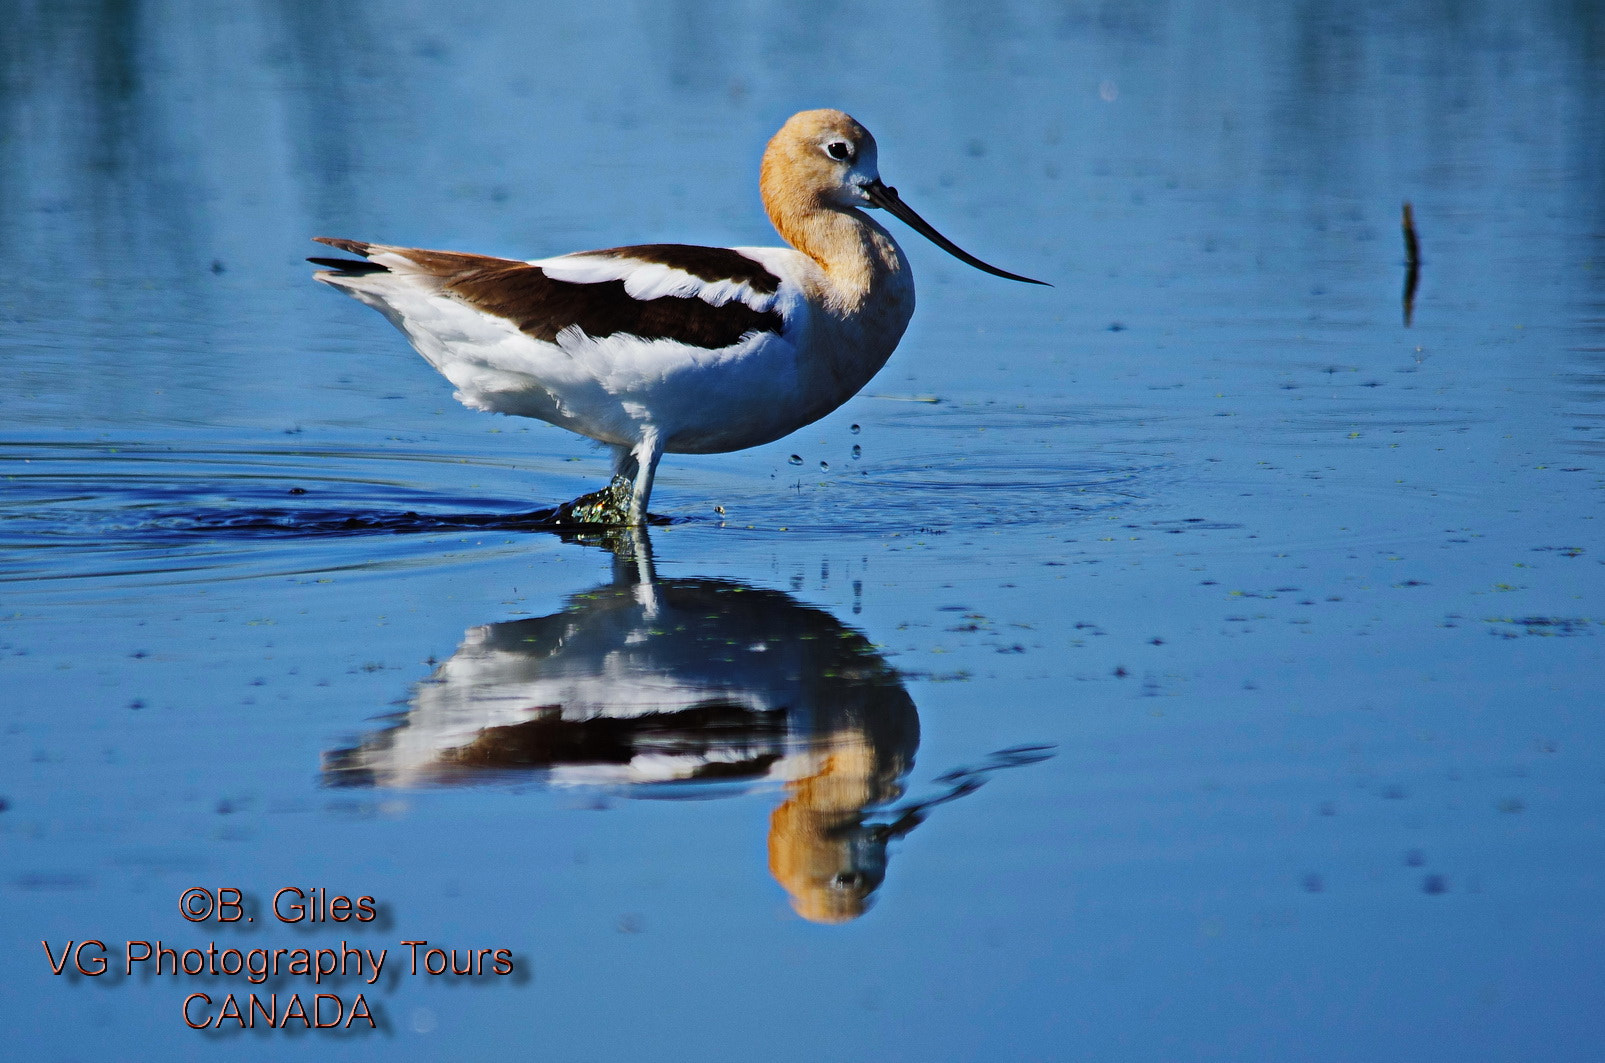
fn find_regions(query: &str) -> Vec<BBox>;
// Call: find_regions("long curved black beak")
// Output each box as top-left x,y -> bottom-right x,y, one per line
862,179 -> 1049,286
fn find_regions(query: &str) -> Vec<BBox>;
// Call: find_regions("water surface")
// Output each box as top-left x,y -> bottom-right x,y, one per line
3,2 -> 1602,1059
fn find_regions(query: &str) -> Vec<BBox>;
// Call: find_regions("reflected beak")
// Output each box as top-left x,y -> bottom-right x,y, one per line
862,179 -> 1050,286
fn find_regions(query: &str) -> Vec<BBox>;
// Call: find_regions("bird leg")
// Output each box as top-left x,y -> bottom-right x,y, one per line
554,431 -> 662,526
619,433 -> 658,529
620,429 -> 663,525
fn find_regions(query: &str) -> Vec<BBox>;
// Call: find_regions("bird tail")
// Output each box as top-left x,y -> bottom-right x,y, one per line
308,237 -> 389,276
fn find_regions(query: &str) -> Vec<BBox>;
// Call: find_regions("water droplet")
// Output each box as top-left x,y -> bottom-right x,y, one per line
788,454 -> 803,466
819,461 -> 829,471
851,445 -> 862,460
849,424 -> 861,434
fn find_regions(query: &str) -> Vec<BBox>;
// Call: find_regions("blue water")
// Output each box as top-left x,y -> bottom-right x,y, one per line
3,2 -> 1603,1059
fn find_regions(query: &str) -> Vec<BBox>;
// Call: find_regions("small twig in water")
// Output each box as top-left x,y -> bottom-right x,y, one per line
1402,201 -> 1421,327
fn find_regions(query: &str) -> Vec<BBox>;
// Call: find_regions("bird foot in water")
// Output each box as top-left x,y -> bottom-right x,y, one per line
552,475 -> 639,526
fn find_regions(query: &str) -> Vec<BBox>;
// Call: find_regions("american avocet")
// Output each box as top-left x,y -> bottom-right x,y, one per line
310,109 -> 1045,524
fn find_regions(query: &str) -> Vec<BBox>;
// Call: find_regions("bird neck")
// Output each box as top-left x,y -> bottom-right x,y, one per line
765,199 -> 905,316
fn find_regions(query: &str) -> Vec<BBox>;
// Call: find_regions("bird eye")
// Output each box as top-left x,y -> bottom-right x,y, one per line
825,141 -> 853,161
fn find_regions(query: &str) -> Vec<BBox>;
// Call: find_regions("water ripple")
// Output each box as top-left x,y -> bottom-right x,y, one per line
0,438 -> 614,588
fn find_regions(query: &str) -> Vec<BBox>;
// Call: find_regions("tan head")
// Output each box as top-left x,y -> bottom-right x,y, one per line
759,108 -> 1048,286
760,109 -> 883,218
767,734 -> 906,924
769,800 -> 887,924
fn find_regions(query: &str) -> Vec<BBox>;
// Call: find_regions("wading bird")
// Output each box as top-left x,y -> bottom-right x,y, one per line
310,109 -> 1045,524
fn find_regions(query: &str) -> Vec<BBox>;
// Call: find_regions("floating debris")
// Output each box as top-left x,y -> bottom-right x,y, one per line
1484,616 -> 1598,637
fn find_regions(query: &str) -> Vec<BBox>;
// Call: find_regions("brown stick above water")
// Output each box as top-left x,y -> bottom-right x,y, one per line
1402,201 -> 1421,327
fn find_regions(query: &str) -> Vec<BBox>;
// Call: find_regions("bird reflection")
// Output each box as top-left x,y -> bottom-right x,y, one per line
325,529 -> 931,921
